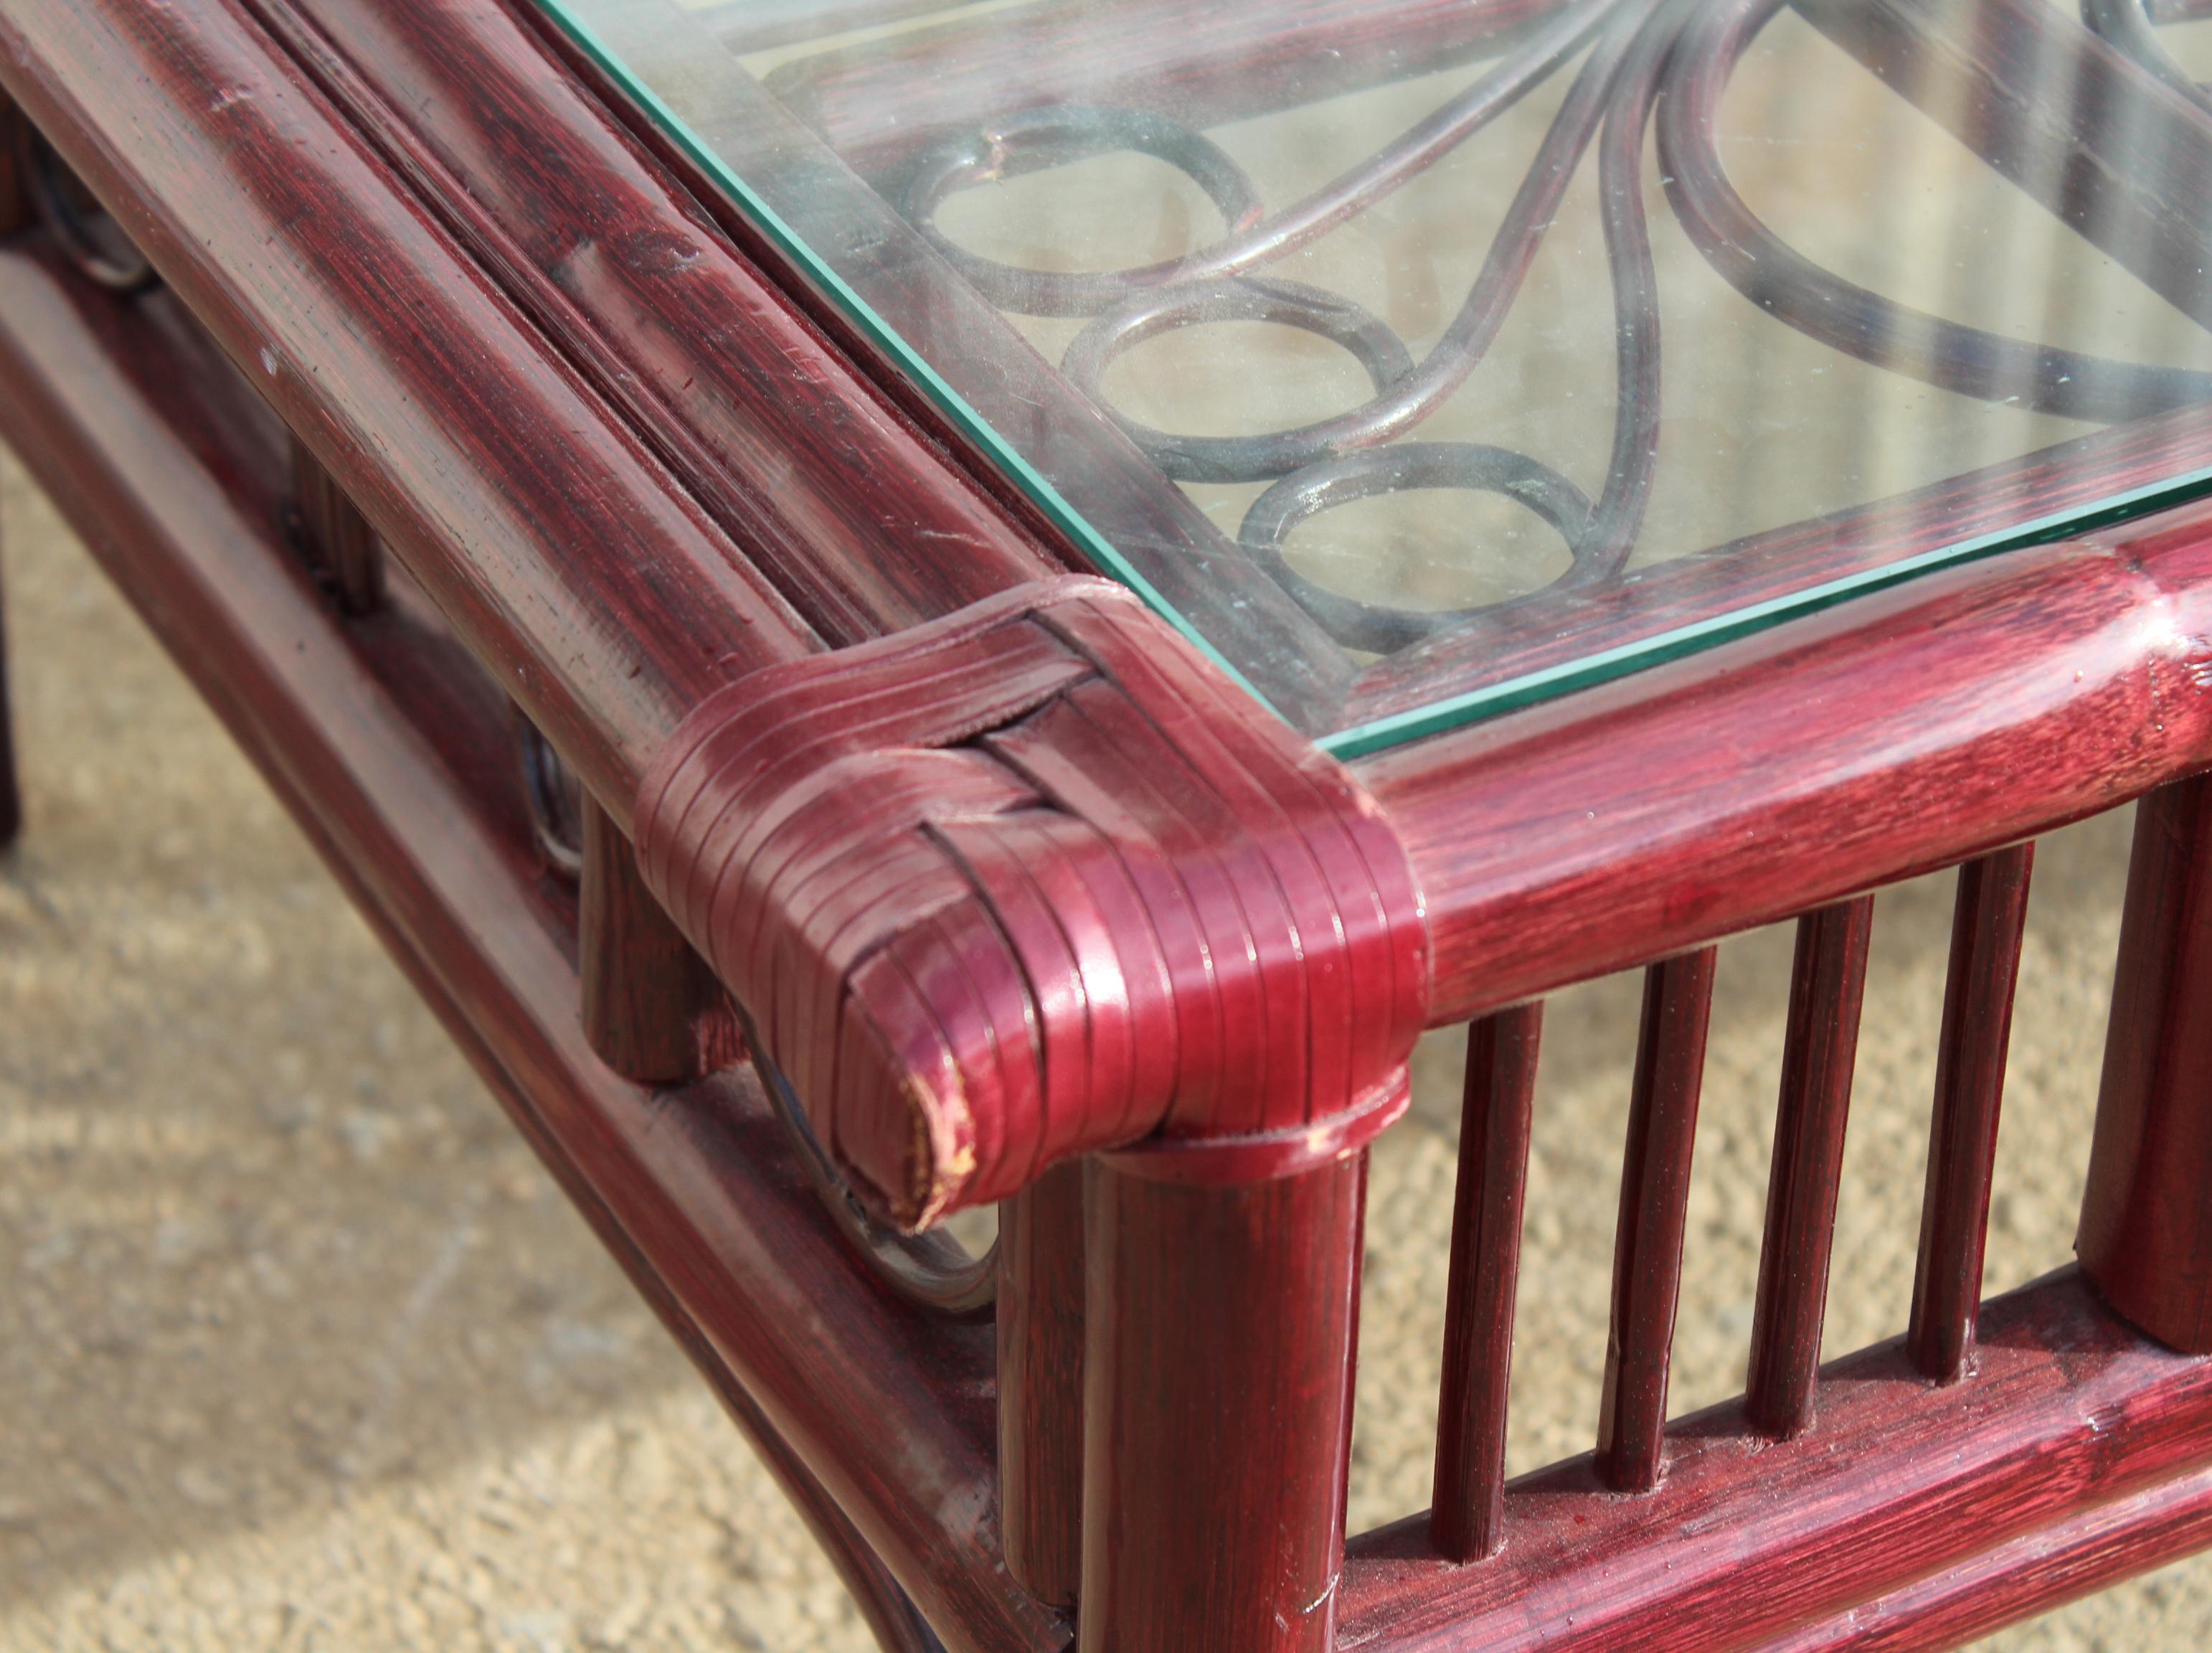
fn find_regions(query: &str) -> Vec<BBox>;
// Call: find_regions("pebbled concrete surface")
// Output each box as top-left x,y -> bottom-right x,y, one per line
1,447 -> 2208,1653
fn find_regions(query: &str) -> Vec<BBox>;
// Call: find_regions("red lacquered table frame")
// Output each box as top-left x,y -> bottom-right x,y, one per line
4,2 -> 2212,1651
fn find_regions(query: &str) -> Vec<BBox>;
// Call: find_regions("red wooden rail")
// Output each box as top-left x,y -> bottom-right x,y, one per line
1910,845 -> 2033,1382
1361,501 -> 2212,1027
1343,1271 -> 2212,1653
0,242 -> 1062,1653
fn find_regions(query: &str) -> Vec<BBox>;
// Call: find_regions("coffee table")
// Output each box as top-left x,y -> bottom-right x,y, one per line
4,1 -> 2212,1649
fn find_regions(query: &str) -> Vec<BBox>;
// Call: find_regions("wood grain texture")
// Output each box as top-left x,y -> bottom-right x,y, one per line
1340,1269 -> 2212,1653
0,0 -> 823,814
526,0 -> 1354,728
1910,843 -> 2033,1382
1082,1154 -> 1366,1653
579,798 -> 742,1085
2081,775 -> 2212,1353
1363,504 -> 2212,1030
1430,1005 -> 1541,1563
997,1162 -> 1086,1609
248,0 -> 1066,646
1596,947 -> 1715,1492
1747,897 -> 1873,1439
288,434 -> 383,616
0,245 -> 1061,1653
632,577 -> 1427,1223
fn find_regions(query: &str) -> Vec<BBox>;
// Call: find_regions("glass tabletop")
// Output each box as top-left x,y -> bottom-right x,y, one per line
533,0 -> 2212,754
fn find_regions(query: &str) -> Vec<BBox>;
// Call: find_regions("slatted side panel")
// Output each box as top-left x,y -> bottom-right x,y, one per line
1422,848 -> 2046,1545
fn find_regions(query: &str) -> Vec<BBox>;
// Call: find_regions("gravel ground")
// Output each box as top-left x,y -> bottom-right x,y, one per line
2,442 -> 2209,1653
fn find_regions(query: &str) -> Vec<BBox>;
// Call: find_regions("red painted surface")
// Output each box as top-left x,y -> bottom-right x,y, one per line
1597,946 -> 1715,1490
1748,897 -> 1873,1439
1365,509 -> 2212,1030
1909,844 -> 2033,1382
1083,1155 -> 1366,1653
1341,1271 -> 2212,1653
1431,1006 -> 1541,1562
579,799 -> 742,1085
242,0 -> 1064,646
0,0 -> 820,809
632,578 -> 1428,1223
0,246 -> 1061,1653
997,1164 -> 1087,1609
2081,776 -> 2212,1353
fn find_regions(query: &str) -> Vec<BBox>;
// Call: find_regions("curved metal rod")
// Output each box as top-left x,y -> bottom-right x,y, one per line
1239,443 -> 1595,651
907,0 -> 1616,322
902,105 -> 1262,317
2081,0 -> 2212,113
19,124 -> 159,295
748,1015 -> 998,1320
1658,0 -> 2212,423
1060,277 -> 1414,483
513,709 -> 585,880
1062,0 -> 1662,482
1219,0 -> 1674,645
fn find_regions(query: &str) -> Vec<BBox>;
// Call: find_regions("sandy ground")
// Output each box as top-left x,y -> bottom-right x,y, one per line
2,439 -> 2209,1653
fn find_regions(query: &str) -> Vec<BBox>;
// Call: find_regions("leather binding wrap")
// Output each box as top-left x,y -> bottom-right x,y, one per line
633,577 -> 1429,1228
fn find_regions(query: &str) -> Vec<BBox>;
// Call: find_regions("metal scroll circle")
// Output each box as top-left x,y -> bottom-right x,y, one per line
1061,276 -> 1417,484
750,1026 -> 999,1319
1239,443 -> 1597,653
19,126 -> 159,296
513,710 -> 586,881
902,105 -> 1263,317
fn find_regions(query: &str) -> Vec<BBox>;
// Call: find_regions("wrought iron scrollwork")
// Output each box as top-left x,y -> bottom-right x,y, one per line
904,0 -> 2212,651
747,1012 -> 999,1319
16,123 -> 159,295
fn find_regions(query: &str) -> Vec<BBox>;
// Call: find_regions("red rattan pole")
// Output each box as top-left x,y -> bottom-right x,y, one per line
1082,1153 -> 1367,1653
1747,895 -> 1874,1438
1909,844 -> 2034,1381
1431,1005 -> 1543,1560
578,800 -> 739,1086
2081,776 -> 2212,1352
1597,947 -> 1716,1491
998,1161 -> 1086,1607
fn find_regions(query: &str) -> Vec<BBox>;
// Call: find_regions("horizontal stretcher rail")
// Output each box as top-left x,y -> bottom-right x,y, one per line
1341,1269 -> 2212,1653
1361,499 -> 2212,1027
0,242 -> 1060,1653
0,0 -> 823,811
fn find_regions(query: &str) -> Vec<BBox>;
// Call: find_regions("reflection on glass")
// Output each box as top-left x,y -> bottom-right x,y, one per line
536,0 -> 2212,750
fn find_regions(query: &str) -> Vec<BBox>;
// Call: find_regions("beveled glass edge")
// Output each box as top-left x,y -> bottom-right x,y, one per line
1317,462 -> 2212,758
529,0 -> 1273,711
532,0 -> 2212,763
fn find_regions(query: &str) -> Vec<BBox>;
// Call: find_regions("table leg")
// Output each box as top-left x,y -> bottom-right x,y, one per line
998,1162 -> 1087,1607
2081,777 -> 2212,1350
1079,1149 -> 1367,1653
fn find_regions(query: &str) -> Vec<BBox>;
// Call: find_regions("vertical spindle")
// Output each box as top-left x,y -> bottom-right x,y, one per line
1747,895 -> 1874,1438
1597,948 -> 1716,1491
1431,1004 -> 1542,1561
290,435 -> 384,616
2081,778 -> 2212,1351
580,799 -> 740,1083
1909,845 -> 2033,1381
